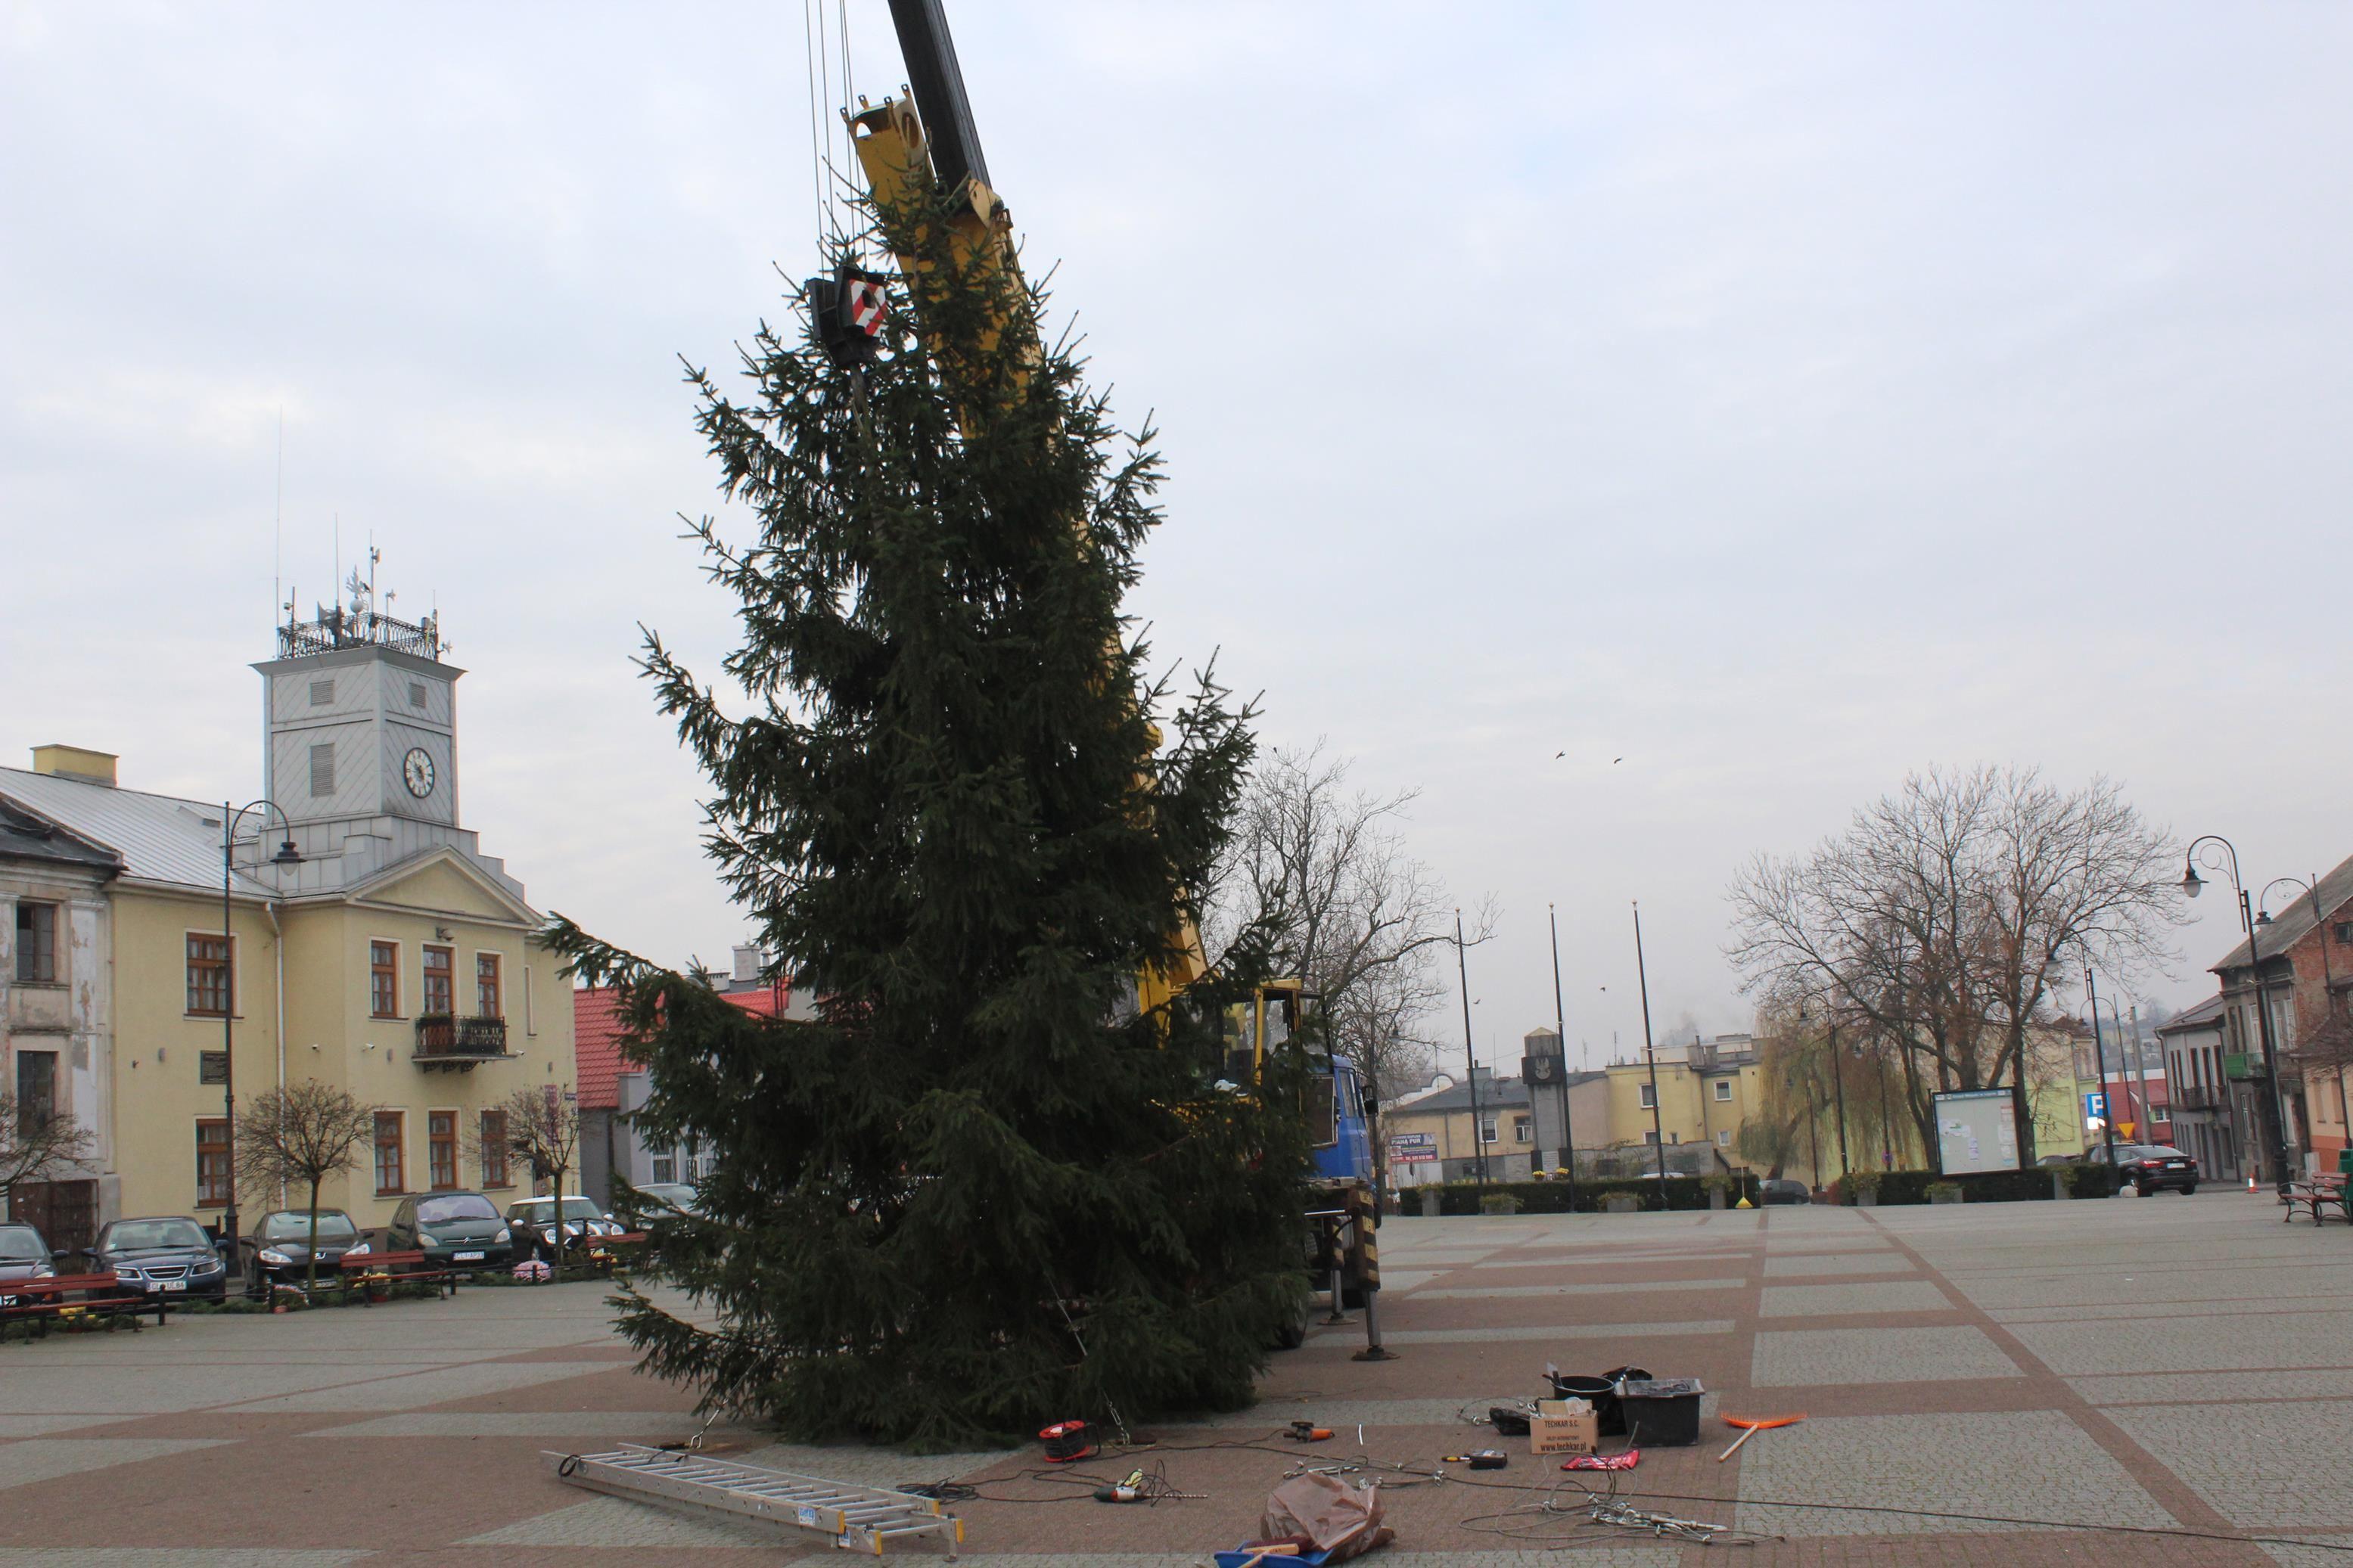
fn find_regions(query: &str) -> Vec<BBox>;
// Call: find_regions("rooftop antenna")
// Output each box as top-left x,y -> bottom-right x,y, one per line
272,408 -> 283,632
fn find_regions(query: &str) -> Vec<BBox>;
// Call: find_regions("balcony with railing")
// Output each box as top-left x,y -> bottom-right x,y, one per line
2171,1085 -> 2227,1113
414,1014 -> 512,1071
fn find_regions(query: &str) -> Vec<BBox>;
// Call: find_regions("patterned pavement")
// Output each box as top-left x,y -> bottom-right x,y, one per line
3,1191 -> 2349,1564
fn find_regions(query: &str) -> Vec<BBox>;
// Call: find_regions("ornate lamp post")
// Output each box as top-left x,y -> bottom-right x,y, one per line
219,800 -> 302,1247
2183,836 -> 2292,1193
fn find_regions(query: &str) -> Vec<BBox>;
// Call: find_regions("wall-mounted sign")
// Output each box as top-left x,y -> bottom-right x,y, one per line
1388,1132 -> 1438,1164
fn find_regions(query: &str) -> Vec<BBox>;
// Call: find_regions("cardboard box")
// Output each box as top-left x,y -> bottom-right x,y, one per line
1528,1397 -> 1599,1456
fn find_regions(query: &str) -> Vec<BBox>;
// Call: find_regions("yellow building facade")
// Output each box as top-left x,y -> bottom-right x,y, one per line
0,598 -> 574,1244
1602,1036 -> 1764,1162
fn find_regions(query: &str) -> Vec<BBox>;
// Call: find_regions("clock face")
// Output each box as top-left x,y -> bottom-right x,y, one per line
402,747 -> 436,798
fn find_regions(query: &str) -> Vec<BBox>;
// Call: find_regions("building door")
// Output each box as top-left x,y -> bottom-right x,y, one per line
13,1179 -> 98,1256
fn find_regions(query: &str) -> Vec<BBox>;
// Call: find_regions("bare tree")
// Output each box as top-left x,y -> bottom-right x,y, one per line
1206,742 -> 1494,1170
234,1082 -> 378,1291
1729,767 -> 2180,1163
0,1089 -> 95,1212
487,1087 -> 583,1209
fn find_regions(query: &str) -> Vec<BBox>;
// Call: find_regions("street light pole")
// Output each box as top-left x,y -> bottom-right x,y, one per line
1632,902 -> 1665,1181
1547,904 -> 1577,1212
219,800 -> 302,1249
1455,908 -> 1484,1189
2184,836 -> 2292,1193
1827,1008 -> 1851,1185
2086,967 -> 2118,1172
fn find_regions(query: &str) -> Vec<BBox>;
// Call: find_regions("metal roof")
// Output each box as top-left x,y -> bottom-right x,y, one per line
2208,849 -> 2353,975
0,796 -> 120,874
2154,993 -> 2227,1033
0,767 -> 277,899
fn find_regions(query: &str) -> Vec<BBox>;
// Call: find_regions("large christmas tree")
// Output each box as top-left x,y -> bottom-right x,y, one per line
554,174 -> 1310,1448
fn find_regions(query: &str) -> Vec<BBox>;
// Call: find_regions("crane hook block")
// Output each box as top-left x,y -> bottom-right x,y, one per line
805,263 -> 891,368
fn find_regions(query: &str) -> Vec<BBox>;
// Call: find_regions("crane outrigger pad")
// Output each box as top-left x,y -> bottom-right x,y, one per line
546,1442 -> 964,1557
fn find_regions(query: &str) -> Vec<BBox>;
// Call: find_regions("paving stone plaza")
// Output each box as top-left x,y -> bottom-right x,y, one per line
5,1191 -> 2349,1566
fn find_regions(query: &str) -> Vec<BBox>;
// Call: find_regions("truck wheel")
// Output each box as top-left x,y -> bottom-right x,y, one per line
1273,1294 -> 1311,1351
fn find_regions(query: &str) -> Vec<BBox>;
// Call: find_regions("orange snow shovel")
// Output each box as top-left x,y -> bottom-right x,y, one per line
1717,1412 -> 1805,1461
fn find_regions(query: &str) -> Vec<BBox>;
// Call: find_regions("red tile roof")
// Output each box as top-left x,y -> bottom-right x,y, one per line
572,986 -> 629,1110
572,980 -> 797,1109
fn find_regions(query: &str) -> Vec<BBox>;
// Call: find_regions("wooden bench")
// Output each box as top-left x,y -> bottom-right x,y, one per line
0,1272 -> 166,1340
2283,1173 -> 2349,1226
334,1249 -> 458,1303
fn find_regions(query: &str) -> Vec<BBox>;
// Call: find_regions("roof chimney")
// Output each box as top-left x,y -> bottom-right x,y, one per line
31,745 -> 117,787
731,944 -> 763,986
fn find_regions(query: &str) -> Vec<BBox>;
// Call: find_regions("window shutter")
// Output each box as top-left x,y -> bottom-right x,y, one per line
309,744 -> 336,796
309,678 -> 334,705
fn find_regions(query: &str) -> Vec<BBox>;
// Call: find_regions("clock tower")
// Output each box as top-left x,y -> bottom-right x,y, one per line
255,577 -> 462,838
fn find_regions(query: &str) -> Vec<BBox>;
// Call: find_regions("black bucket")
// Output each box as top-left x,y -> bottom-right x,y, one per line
1546,1365 -> 1651,1437
1619,1377 -> 1704,1448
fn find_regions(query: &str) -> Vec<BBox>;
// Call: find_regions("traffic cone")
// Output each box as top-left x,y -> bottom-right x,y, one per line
2246,1172 -> 2258,1193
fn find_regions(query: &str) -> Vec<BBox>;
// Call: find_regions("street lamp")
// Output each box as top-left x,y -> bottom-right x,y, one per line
1453,908 -> 1485,1189
1795,996 -> 1852,1188
220,800 -> 301,1247
2083,968 -> 2121,1172
1631,902 -> 1666,1181
2183,836 -> 2293,1193
1546,904 -> 1579,1212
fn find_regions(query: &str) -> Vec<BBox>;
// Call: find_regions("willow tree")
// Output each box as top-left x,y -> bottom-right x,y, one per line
552,170 -> 1303,1448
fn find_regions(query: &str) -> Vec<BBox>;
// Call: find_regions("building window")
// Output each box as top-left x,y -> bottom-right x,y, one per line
309,678 -> 334,706
1512,1118 -> 1533,1144
369,941 -> 399,1017
197,1119 -> 231,1206
17,1050 -> 58,1133
475,952 -> 502,1018
1479,1118 -> 1498,1144
309,743 -> 335,796
409,681 -> 427,708
428,1111 -> 457,1190
374,1112 -> 405,1195
187,934 -> 231,1016
1712,1080 -> 1733,1102
480,1110 -> 509,1188
1666,1130 -> 1680,1144
1638,1083 -> 1656,1109
651,1152 -> 677,1185
1715,1129 -> 1733,1146
14,902 -> 58,983
422,945 -> 454,1015
1643,1130 -> 1660,1146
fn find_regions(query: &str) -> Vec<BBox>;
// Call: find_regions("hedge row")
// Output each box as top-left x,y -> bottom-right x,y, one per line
1832,1164 -> 2123,1204
1418,1174 -> 1763,1215
1416,1163 -> 2127,1215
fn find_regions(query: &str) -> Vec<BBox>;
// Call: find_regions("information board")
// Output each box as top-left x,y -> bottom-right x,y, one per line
1932,1088 -> 2020,1174
1388,1132 -> 1438,1164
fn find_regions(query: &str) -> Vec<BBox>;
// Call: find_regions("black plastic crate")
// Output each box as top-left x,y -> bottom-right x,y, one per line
1618,1377 -> 1703,1447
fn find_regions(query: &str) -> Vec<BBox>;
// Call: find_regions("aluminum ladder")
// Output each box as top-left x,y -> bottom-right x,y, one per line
546,1442 -> 964,1557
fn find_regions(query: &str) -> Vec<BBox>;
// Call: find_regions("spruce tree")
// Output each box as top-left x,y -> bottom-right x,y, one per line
553,174 -> 1310,1448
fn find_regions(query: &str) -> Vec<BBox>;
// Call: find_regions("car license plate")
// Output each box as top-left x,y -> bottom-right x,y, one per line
453,1251 -> 484,1262
154,1280 -> 185,1293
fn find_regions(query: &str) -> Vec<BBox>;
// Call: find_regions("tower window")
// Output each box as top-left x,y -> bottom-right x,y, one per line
409,682 -> 427,708
309,744 -> 335,796
309,679 -> 334,706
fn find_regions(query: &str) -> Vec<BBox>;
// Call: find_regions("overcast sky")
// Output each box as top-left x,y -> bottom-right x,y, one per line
5,4 -> 2349,1073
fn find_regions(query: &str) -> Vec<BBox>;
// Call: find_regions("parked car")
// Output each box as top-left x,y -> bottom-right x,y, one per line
2086,1141 -> 2199,1195
505,1196 -> 626,1260
0,1222 -> 61,1296
1758,1178 -> 1812,1206
88,1216 -> 230,1304
237,1209 -> 365,1296
384,1191 -> 512,1270
614,1182 -> 699,1226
